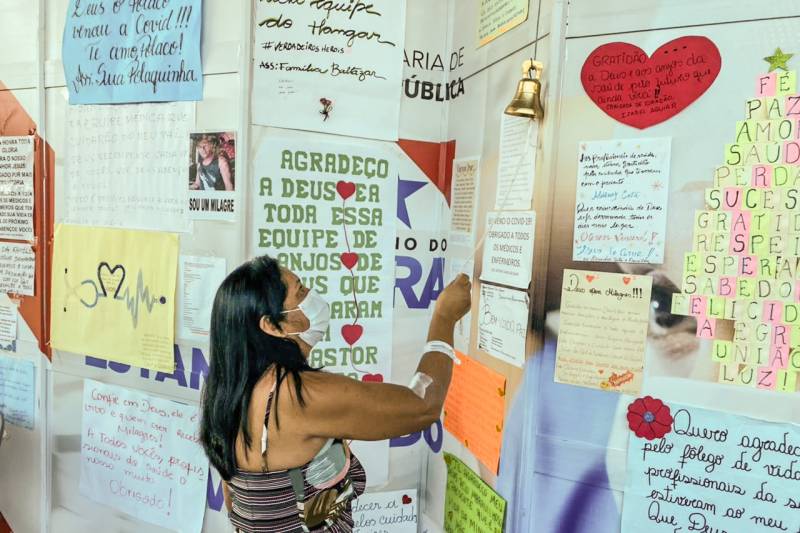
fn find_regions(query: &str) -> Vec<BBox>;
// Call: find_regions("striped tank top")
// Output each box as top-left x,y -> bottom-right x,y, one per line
228,388 -> 367,532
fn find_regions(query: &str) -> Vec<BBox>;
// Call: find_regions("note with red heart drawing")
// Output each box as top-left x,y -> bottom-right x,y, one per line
352,489 -> 418,532
581,36 -> 721,129
556,269 -> 652,394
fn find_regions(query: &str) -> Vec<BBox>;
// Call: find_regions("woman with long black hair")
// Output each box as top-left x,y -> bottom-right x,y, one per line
200,255 -> 471,532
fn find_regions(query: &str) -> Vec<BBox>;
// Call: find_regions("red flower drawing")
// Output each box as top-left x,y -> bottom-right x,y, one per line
627,396 -> 673,440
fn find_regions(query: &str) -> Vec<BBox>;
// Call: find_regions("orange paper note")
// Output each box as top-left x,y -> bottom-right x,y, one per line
443,352 -> 507,473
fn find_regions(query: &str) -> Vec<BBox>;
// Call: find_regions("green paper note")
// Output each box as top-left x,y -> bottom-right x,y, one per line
443,452 -> 506,533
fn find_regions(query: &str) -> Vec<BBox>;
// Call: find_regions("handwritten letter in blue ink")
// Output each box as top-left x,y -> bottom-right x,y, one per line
622,402 -> 800,533
0,355 -> 35,430
62,0 -> 203,104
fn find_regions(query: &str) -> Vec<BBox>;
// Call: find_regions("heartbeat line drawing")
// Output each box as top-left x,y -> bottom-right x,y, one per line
62,262 -> 167,328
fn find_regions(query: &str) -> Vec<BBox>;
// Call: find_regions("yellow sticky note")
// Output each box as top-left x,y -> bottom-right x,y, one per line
790,347 -> 800,371
735,365 -> 758,387
776,370 -> 798,392
784,303 -> 800,325
707,297 -> 726,318
711,340 -> 733,363
718,362 -> 738,384
776,71 -> 797,95
671,293 -> 690,316
745,97 -> 767,120
50,224 -> 178,372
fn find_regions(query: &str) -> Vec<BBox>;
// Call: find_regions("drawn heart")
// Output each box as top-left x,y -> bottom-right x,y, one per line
336,180 -> 356,200
402,495 -> 413,505
623,276 -> 632,285
361,373 -> 383,383
97,262 -> 126,299
340,252 -> 359,270
581,36 -> 721,129
586,275 -> 596,283
341,324 -> 363,346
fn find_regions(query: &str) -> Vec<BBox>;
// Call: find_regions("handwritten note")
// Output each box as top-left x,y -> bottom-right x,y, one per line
0,302 -> 17,347
353,489 -> 418,533
555,270 -> 651,393
177,256 -> 226,344
0,243 -> 34,296
444,352 -> 507,473
477,283 -> 528,367
622,402 -> 800,533
443,453 -> 506,533
0,136 -> 33,240
62,0 -> 202,104
80,379 -> 207,533
480,210 -> 535,289
450,157 -> 480,246
670,69 -> 800,394
573,138 -> 671,263
477,0 -> 529,47
51,224 -> 178,373
495,115 -> 536,210
0,355 -> 35,429
64,102 -> 192,232
252,0 -> 406,140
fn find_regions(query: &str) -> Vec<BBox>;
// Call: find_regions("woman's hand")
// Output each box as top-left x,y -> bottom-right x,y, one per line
434,274 -> 472,323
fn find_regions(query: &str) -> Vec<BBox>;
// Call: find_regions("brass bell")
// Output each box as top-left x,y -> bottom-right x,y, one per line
505,59 -> 544,119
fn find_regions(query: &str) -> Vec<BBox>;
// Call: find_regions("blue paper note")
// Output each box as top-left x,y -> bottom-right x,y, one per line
62,0 -> 203,104
622,401 -> 800,533
0,355 -> 35,430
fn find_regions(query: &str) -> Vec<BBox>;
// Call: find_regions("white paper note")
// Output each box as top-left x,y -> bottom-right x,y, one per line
480,210 -> 535,289
495,115 -> 536,210
0,303 -> 17,346
64,103 -> 194,232
0,355 -> 35,429
573,138 -> 671,263
178,256 -> 226,343
353,489 -> 418,532
622,401 -> 800,533
252,1 -> 406,141
80,380 -> 208,533
450,257 -> 474,353
477,283 -> 528,367
450,158 -> 480,246
0,243 -> 34,296
0,136 -> 34,240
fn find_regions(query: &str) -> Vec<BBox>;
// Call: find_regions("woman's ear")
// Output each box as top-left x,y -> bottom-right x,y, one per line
259,316 -> 285,338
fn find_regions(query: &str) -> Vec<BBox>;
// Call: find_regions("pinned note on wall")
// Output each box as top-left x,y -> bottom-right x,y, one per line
495,115 -> 536,210
252,0 -> 406,140
0,136 -> 34,241
62,0 -> 203,104
555,270 -> 652,393
477,0 -> 529,47
477,283 -> 528,367
64,103 -> 193,233
443,351 -> 507,473
480,210 -> 535,289
0,242 -> 35,296
177,256 -> 226,344
0,354 -> 35,429
573,138 -> 671,263
622,400 -> 800,533
50,224 -> 178,372
80,380 -> 207,533
353,489 -> 418,532
443,453 -> 506,533
0,302 -> 17,349
450,157 -> 481,247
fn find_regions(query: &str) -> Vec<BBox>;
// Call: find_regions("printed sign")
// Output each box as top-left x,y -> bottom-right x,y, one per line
0,136 -> 33,240
480,210 -> 535,289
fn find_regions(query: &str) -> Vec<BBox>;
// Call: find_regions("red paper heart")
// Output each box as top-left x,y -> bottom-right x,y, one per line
341,324 -> 363,346
336,180 -> 356,200
586,275 -> 596,283
341,252 -> 358,270
402,495 -> 412,505
581,36 -> 721,129
362,373 -> 383,383
623,276 -> 632,285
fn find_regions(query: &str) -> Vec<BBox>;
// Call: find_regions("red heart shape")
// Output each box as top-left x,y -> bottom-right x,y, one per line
341,324 -> 363,346
336,180 -> 356,200
586,275 -> 596,283
581,36 -> 721,129
623,276 -> 632,285
362,373 -> 383,383
340,252 -> 358,270
402,495 -> 412,505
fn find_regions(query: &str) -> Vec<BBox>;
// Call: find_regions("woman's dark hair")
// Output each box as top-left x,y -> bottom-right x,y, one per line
200,255 -> 316,480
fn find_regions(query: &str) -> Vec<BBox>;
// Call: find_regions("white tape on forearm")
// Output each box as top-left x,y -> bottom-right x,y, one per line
423,340 -> 461,364
408,372 -> 434,399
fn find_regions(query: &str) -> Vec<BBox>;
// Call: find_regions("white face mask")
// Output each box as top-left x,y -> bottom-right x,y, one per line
282,290 -> 330,347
